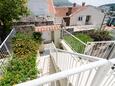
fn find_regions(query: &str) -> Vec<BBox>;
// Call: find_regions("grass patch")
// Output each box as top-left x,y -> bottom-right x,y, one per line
64,33 -> 93,53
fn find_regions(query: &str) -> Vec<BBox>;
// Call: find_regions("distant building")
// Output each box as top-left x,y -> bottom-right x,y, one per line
55,6 -> 79,17
28,0 -> 55,17
70,6 -> 105,27
55,5 -> 105,27
54,3 -> 80,25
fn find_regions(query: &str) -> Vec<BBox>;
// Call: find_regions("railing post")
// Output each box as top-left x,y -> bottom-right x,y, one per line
90,62 -> 111,86
4,43 -> 12,59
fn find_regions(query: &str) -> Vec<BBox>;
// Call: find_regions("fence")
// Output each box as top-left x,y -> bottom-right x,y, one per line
0,29 -> 15,76
63,29 -> 88,53
16,44 -> 115,86
84,41 -> 115,59
50,42 -> 101,71
62,29 -> 115,59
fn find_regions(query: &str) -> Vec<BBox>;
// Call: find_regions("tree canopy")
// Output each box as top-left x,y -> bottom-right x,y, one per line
0,0 -> 28,29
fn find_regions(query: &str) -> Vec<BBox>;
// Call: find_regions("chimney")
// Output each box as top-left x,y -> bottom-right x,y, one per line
73,3 -> 76,7
82,2 -> 85,6
66,7 -> 72,16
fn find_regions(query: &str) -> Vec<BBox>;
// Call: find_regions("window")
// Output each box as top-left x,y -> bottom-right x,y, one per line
78,16 -> 83,21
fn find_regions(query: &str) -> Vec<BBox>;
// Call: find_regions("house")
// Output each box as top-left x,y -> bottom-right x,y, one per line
70,6 -> 105,27
55,4 -> 105,27
27,0 -> 60,44
28,0 -> 55,17
55,3 -> 80,25
35,25 -> 61,46
55,6 -> 79,17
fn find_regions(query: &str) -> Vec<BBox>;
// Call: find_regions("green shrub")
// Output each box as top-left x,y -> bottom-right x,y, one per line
0,54 -> 38,86
32,32 -> 42,43
88,30 -> 112,41
0,33 -> 39,86
12,33 -> 39,58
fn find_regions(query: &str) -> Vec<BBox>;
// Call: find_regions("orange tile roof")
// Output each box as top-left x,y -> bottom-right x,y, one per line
70,6 -> 88,17
35,25 -> 60,32
55,7 -> 80,17
47,0 -> 56,15
55,6 -> 89,17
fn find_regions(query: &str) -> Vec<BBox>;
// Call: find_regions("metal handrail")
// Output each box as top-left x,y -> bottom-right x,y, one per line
64,30 -> 87,46
15,42 -> 115,86
51,42 -> 102,61
16,59 -> 110,86
57,48 -> 103,61
87,41 -> 115,44
0,28 -> 15,48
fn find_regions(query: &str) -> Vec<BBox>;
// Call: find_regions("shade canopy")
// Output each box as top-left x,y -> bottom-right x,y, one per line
35,25 -> 61,32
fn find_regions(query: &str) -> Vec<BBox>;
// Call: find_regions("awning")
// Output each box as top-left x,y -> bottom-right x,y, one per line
35,25 -> 61,32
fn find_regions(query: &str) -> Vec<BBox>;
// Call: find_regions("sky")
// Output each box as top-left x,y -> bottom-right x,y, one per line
69,0 -> 115,6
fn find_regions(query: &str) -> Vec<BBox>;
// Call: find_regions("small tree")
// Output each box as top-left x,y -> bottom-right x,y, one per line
0,0 -> 28,41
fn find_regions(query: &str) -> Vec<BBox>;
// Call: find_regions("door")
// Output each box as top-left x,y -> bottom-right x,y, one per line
85,15 -> 91,25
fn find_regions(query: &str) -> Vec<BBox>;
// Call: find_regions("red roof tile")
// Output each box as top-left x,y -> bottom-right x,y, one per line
35,25 -> 60,32
70,6 -> 88,17
55,7 -> 80,17
55,6 -> 89,17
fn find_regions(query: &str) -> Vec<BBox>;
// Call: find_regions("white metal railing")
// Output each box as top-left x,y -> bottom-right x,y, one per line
63,29 -> 87,53
66,25 -> 95,32
85,41 -> 115,59
63,29 -> 115,59
0,29 -> 15,76
15,42 -> 115,86
50,49 -> 102,72
16,58 -> 115,86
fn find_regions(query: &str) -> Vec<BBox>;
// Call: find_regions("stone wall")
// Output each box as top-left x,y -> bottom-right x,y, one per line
15,26 -> 35,35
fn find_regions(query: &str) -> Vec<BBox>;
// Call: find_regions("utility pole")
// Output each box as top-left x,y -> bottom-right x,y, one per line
100,13 -> 106,30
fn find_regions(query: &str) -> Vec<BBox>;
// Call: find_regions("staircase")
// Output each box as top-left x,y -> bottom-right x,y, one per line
16,42 -> 115,86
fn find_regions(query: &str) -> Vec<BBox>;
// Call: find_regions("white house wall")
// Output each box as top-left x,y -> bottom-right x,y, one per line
70,7 -> 105,27
28,0 -> 49,16
42,31 -> 52,43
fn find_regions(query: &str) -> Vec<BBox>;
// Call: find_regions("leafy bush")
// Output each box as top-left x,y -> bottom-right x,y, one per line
0,33 -> 39,86
0,55 -> 38,86
32,32 -> 42,43
12,33 -> 39,58
87,30 -> 112,41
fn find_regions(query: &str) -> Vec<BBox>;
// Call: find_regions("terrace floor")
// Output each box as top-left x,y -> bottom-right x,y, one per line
66,25 -> 95,32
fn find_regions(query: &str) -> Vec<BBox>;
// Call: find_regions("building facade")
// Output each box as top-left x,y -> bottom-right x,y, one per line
70,6 -> 105,27
28,0 -> 55,17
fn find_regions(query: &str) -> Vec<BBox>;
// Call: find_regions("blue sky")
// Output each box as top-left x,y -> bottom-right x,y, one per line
69,0 -> 115,6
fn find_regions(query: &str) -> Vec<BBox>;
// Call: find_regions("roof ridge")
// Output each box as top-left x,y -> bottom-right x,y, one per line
69,6 -> 87,17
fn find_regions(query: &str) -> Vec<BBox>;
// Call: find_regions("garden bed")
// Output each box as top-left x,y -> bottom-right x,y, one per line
0,32 -> 40,86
